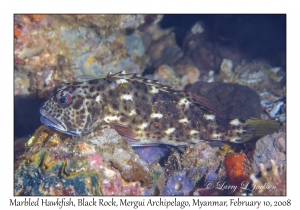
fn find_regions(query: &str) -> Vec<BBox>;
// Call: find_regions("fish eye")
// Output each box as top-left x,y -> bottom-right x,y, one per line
60,97 -> 67,104
57,92 -> 72,107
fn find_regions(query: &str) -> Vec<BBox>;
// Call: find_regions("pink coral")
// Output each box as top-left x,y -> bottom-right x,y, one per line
101,167 -> 144,196
88,154 -> 104,169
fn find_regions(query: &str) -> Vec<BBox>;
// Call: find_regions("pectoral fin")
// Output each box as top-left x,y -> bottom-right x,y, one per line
109,123 -> 141,144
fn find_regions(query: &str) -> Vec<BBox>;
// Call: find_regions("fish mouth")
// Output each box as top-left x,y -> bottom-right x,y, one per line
40,108 -> 68,132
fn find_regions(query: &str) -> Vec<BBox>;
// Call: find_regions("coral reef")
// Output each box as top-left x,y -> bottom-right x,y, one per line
146,33 -> 184,68
249,160 -> 286,195
15,128 -> 285,196
224,152 -> 251,187
162,170 -> 195,195
142,24 -> 202,90
14,128 -> 150,195
14,14 -> 157,98
151,64 -> 200,90
181,143 -> 225,175
261,96 -> 286,123
251,131 -> 286,174
14,15 -> 286,196
133,146 -> 170,165
15,150 -> 102,195
14,69 -> 31,96
232,60 -> 285,95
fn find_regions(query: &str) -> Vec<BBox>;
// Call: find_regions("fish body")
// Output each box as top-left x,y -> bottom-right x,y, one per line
40,71 -> 279,146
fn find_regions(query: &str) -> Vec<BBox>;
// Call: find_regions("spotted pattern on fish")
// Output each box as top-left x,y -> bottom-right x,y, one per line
40,71 -> 279,146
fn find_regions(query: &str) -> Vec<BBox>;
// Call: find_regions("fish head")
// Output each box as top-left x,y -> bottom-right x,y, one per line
40,82 -> 101,136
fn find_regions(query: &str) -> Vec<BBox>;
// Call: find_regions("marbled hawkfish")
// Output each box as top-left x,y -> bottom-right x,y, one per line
40,71 -> 279,146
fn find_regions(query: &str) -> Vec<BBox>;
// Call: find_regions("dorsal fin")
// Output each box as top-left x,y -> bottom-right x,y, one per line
107,70 -> 141,80
75,75 -> 99,82
106,70 -> 126,77
107,71 -> 114,76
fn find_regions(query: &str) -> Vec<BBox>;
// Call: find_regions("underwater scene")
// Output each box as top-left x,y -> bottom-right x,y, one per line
14,14 -> 286,196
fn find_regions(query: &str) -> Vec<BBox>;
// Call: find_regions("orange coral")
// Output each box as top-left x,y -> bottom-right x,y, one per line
224,153 -> 249,186
31,14 -> 43,22
14,27 -> 21,38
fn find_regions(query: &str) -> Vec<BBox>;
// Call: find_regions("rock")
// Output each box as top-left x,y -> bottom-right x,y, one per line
251,131 -> 286,174
187,81 -> 262,120
14,128 -> 151,195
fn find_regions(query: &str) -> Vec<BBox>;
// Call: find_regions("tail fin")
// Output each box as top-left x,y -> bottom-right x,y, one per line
238,119 -> 280,143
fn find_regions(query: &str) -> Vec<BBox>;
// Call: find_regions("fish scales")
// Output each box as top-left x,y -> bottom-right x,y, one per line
40,71 -> 279,146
